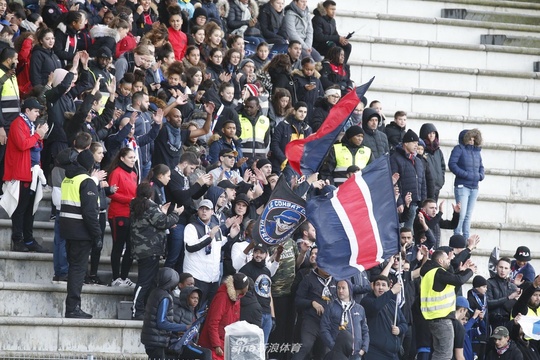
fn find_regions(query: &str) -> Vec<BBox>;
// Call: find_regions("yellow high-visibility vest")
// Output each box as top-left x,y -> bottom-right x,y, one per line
420,267 -> 456,320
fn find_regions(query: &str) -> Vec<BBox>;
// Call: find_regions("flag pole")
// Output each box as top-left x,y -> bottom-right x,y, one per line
393,252 -> 402,326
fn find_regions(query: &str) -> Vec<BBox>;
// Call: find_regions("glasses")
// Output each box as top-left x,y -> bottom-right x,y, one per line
213,55 -> 223,59
223,155 -> 235,159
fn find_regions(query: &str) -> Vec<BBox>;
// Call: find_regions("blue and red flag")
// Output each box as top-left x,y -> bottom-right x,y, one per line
285,77 -> 374,176
306,155 -> 399,278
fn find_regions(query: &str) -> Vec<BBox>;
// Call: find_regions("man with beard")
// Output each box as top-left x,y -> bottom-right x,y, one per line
512,273 -> 540,322
207,119 -> 245,166
88,47 -> 114,93
487,257 -> 520,328
153,102 -> 214,170
240,243 -> 275,344
238,97 -> 271,162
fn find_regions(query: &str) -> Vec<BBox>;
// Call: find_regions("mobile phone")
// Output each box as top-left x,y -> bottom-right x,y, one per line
310,81 -> 316,86
346,31 -> 355,39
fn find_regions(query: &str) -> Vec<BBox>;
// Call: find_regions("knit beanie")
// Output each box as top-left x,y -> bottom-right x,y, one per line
345,125 -> 364,140
256,158 -> 272,169
239,58 -> 255,70
77,150 -> 95,172
472,275 -> 488,288
402,129 -> 419,143
449,234 -> 467,249
193,7 -> 207,19
244,83 -> 259,97
233,273 -> 249,290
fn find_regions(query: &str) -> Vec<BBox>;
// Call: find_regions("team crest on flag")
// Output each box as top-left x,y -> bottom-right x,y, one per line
254,176 -> 306,246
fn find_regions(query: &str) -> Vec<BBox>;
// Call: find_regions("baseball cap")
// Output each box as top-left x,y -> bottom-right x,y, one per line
491,326 -> 509,339
198,199 -> 213,210
97,46 -> 113,59
217,179 -> 236,189
253,242 -> 268,253
22,97 -> 44,111
219,148 -> 238,158
456,296 -> 471,311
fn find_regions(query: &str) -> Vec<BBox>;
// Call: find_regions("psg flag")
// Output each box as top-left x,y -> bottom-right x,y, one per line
306,155 -> 399,278
286,77 -> 374,176
253,176 -> 307,246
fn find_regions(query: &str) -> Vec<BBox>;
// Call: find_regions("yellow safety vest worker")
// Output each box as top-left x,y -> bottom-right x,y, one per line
332,144 -> 371,184
239,114 -> 270,156
0,67 -> 20,128
420,267 -> 456,320
60,174 -> 99,220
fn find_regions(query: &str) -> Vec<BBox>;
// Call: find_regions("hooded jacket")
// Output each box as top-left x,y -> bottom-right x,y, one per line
199,275 -> 242,350
292,68 -> 324,117
390,145 -> 427,204
29,45 -> 62,87
419,123 -> 446,193
311,3 -> 341,50
258,2 -> 287,44
320,279 -> 369,356
240,278 -> 263,327
45,71 -> 76,143
89,25 -> 119,58
361,108 -> 389,159
309,96 -> 333,132
173,286 -> 203,327
280,0 -> 313,49
295,269 -> 337,320
448,129 -> 484,189
142,268 -> 185,348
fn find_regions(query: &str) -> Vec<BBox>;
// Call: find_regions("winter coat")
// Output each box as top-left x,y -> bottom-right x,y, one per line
240,283 -> 263,327
133,8 -> 158,37
89,25 -> 119,58
419,123 -> 446,194
107,163 -> 138,219
168,27 -> 188,61
173,286 -> 203,327
63,93 -> 113,145
292,68 -> 324,119
29,45 -> 62,87
319,60 -> 352,92
270,115 -> 312,172
268,67 -> 297,104
130,199 -> 179,260
448,129 -> 484,189
361,108 -> 389,159
53,23 -> 90,66
485,340 -> 523,360
199,276 -> 241,351
413,209 -> 459,249
116,32 -> 137,59
384,121 -> 405,152
486,275 -> 518,321
258,2 -> 287,44
227,0 -> 259,35
390,146 -> 427,205
279,0 -> 313,49
320,279 -> 369,356
45,71 -> 76,144
360,290 -> 407,359
3,115 -> 43,182
309,97 -> 333,132
312,3 -> 341,54
295,269 -> 337,320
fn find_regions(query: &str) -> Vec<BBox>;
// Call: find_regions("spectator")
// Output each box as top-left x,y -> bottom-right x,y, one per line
264,54 -> 296,104
114,44 -> 154,86
258,0 -> 287,45
183,45 -> 206,73
89,17 -> 130,59
132,0 -> 158,38
2,98 -> 48,252
487,257 -> 519,329
467,275 -> 489,359
319,46 -> 353,94
53,11 -> 87,67
238,96 -> 271,161
287,39 -> 303,71
413,198 -> 459,250
198,273 -> 249,360
448,129 -> 484,240
485,326 -> 523,360
0,48 -> 20,181
130,182 -> 182,320
267,88 -> 293,128
167,5 -> 188,61
361,107 -> 389,160
280,0 -> 322,61
369,100 -> 387,131
419,123 -> 446,201
88,47 -> 115,93
312,0 -> 352,62
293,57 -> 324,121
416,139 -> 436,200
227,0 -> 263,46
208,119 -> 244,166
249,42 -> 270,71
29,26 -> 62,87
202,22 -> 225,62
107,148 -> 138,288
385,110 -> 407,153
511,246 -> 536,283
310,85 -> 340,132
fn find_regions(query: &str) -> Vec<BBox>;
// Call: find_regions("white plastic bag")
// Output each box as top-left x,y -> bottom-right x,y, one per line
224,320 -> 265,360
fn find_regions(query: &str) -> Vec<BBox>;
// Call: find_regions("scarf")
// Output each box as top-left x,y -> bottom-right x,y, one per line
143,11 -> 153,25
329,63 -> 346,77
232,0 -> 251,36
339,300 -> 353,330
496,342 -> 510,355
419,209 -> 432,221
314,269 -> 333,303
268,4 -> 283,32
424,137 -> 440,153
118,161 -> 134,173
165,122 -> 182,150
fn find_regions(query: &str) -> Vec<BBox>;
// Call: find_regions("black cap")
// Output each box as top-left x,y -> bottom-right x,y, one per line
233,272 -> 249,290
77,150 -> 95,172
345,125 -> 364,140
514,246 -> 532,261
449,234 -> 466,249
437,246 -> 454,255
402,129 -> 419,143
22,97 -> 44,111
253,242 -> 268,253
217,179 -> 236,189
97,46 -> 112,59
219,148 -> 238,157
234,193 -> 250,207
472,275 -> 487,288
256,158 -> 272,170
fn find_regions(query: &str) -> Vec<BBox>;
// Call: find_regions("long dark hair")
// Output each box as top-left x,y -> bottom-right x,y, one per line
130,182 -> 154,219
146,164 -> 170,182
107,148 -> 134,178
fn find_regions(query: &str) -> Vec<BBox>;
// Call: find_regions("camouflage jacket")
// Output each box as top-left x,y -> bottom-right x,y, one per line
131,200 -> 180,260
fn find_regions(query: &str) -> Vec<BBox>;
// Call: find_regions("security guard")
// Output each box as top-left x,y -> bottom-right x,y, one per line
60,149 -> 102,319
321,125 -> 372,186
420,249 -> 475,360
238,96 -> 271,161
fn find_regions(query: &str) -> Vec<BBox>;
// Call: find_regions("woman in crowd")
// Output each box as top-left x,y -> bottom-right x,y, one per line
30,26 -> 62,87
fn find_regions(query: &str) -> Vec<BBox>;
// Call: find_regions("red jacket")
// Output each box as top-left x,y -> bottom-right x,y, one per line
116,33 -> 137,60
4,116 -> 42,182
168,28 -> 188,61
17,37 -> 33,97
107,165 -> 137,219
199,276 -> 241,358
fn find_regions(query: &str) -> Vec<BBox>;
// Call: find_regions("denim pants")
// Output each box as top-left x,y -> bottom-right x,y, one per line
261,312 -> 273,345
428,319 -> 454,360
164,223 -> 185,274
454,186 -> 479,240
53,210 -> 68,277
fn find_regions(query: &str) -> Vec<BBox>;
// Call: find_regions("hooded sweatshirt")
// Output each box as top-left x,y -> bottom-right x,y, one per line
361,108 -> 389,159
419,123 -> 446,194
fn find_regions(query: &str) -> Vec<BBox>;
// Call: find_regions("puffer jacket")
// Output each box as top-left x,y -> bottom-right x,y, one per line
227,0 -> 259,34
361,108 -> 389,159
419,123 -> 446,194
320,279 -> 369,356
312,3 -> 341,53
173,286 -> 203,326
390,145 -> 427,205
270,115 -> 312,172
448,129 -> 484,189
279,0 -> 313,49
258,2 -> 287,44
89,25 -> 119,58
292,68 -> 324,119
130,199 -> 179,261
29,45 -> 62,87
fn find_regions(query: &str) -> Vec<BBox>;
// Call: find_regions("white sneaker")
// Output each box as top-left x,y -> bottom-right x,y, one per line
111,277 -> 125,286
123,278 -> 136,288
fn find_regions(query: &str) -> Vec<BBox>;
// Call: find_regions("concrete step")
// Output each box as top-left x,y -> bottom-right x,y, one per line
0,282 -> 134,319
0,317 -> 145,355
442,8 -> 540,25
349,35 -> 540,73
404,112 -> 540,147
336,11 -> 540,47
351,59 -> 540,97
481,34 -> 540,48
365,84 -> 540,121
0,251 -> 139,285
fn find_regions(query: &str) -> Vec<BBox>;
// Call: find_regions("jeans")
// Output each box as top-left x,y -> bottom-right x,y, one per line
454,186 -> 479,240
261,312 -> 273,345
65,239 -> 93,313
428,319 -> 454,360
53,210 -> 68,277
133,255 -> 160,318
164,224 -> 185,273
194,279 -> 219,310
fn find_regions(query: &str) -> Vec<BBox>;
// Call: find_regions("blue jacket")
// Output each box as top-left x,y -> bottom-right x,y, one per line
448,129 -> 484,189
320,279 -> 369,355
390,145 -> 427,205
